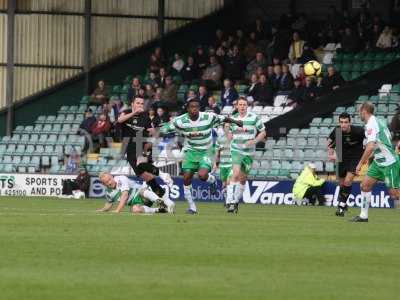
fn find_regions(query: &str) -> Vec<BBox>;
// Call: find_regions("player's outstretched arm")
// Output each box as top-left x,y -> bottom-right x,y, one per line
112,191 -> 129,213
96,202 -> 113,212
223,116 -> 243,127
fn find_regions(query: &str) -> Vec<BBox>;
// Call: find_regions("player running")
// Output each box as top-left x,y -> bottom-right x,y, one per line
352,102 -> 400,222
225,97 -> 267,213
214,123 -> 233,205
327,112 -> 365,217
117,97 -> 173,208
97,172 -> 175,214
161,98 -> 242,214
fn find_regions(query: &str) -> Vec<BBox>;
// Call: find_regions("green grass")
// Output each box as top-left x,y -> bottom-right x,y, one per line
0,197 -> 399,300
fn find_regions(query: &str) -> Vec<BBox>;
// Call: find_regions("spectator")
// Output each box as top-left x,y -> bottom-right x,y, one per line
277,64 -> 294,92
127,77 -> 142,102
204,96 -> 221,114
90,113 -> 111,148
156,106 -> 170,123
369,24 -> 382,49
182,56 -> 198,84
341,27 -> 359,52
252,74 -> 274,106
172,53 -> 185,73
244,32 -> 259,61
236,29 -> 246,49
270,65 -> 283,92
215,46 -> 227,65
152,88 -> 164,108
65,150 -> 80,174
266,65 -> 274,79
376,26 -> 393,49
194,46 -> 208,71
272,57 -> 281,66
79,109 -> 96,136
149,54 -> 163,73
246,52 -> 267,79
390,108 -> 400,145
287,78 -> 306,107
296,65 -> 307,86
297,43 -> 317,64
288,32 -> 305,64
221,79 -> 239,107
215,29 -> 225,47
147,72 -> 158,88
154,46 -> 166,65
246,73 -> 259,104
145,84 -> 155,99
160,76 -> 178,110
201,55 -> 223,90
75,168 -> 91,198
148,107 -> 161,128
90,80 -> 109,105
198,85 -> 210,111
321,66 -> 345,92
185,89 -> 197,102
156,67 -> 168,88
304,76 -> 318,101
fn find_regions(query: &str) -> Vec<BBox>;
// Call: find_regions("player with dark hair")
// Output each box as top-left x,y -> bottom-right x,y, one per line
117,97 -> 173,206
327,112 -> 365,217
161,98 -> 243,214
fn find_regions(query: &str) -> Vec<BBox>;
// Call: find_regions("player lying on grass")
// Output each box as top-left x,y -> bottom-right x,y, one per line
327,112 -> 365,217
352,102 -> 400,222
225,97 -> 266,213
161,98 -> 243,214
213,123 -> 233,205
97,172 -> 175,214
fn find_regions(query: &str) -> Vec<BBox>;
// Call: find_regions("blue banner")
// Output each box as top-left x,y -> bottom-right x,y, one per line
89,177 -> 394,208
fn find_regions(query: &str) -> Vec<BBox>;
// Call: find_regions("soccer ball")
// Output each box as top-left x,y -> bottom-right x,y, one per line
304,60 -> 322,76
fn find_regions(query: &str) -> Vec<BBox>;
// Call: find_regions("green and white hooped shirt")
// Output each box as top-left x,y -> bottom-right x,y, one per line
365,115 -> 397,167
230,112 -> 265,156
162,112 -> 225,152
105,176 -> 142,205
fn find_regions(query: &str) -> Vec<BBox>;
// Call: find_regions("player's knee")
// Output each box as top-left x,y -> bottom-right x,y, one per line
198,170 -> 208,181
388,189 -> 399,199
360,181 -> 372,192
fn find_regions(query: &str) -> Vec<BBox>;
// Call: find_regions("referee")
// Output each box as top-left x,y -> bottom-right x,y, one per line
327,112 -> 365,217
118,97 -> 166,199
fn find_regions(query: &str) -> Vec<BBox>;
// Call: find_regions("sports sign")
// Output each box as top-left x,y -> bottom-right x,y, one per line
0,173 -> 76,197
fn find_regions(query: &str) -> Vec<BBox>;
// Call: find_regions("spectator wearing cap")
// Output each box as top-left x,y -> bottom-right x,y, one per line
201,55 -> 223,90
288,32 -> 305,64
220,79 -> 239,107
90,80 -> 109,105
182,56 -> 198,84
293,163 -> 326,206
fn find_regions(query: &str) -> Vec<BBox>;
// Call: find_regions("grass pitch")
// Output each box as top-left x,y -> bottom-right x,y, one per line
0,197 -> 399,300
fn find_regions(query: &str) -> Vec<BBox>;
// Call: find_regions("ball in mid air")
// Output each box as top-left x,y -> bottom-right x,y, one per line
304,60 -> 322,77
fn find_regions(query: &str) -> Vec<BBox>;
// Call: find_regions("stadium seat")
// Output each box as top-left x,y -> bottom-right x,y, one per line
51,124 -> 62,134
15,144 -> 26,155
0,144 -> 6,154
311,118 -> 322,126
293,149 -> 304,161
20,156 -> 31,167
325,162 -> 335,172
42,156 -> 50,167
264,140 -> 275,150
38,134 -> 48,144
57,135 -> 67,145
273,149 -> 283,160
35,116 -> 46,124
11,134 -> 20,143
5,144 -> 16,154
35,145 -> 44,155
14,125 -> 24,134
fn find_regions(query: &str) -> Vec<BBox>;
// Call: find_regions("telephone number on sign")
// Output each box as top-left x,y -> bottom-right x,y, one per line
0,189 -> 27,196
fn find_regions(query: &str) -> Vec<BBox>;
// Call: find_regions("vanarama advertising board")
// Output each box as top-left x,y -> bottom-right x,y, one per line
0,173 -> 76,197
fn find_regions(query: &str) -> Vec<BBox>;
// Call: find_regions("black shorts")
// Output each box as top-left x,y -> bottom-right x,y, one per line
337,160 -> 358,178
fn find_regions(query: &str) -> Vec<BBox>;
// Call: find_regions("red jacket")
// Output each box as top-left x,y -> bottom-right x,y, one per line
90,120 -> 111,134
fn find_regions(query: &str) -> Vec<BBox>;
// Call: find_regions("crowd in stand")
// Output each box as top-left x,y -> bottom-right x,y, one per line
79,6 -> 400,151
